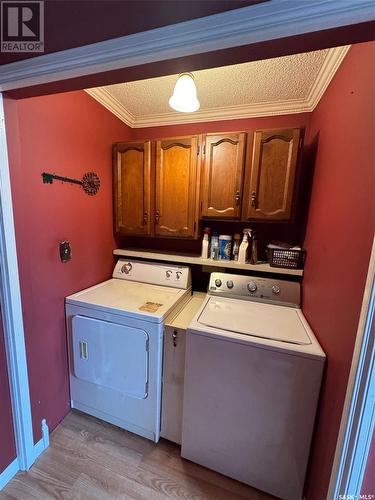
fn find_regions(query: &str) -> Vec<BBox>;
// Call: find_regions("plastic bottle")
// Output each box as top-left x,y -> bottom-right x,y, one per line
219,235 -> 232,260
201,233 -> 210,259
250,231 -> 258,264
210,232 -> 219,260
238,231 -> 249,264
232,233 -> 241,261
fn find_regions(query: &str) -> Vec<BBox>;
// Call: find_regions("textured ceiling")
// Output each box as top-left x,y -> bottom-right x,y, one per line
106,50 -> 328,116
86,46 -> 349,126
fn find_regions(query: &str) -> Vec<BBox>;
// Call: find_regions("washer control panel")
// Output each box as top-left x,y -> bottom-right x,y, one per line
208,272 -> 300,307
113,259 -> 191,289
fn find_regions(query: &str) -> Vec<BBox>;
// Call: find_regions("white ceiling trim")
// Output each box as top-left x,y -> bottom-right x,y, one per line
307,45 -> 351,109
85,88 -> 134,127
130,100 -> 312,128
85,46 -> 350,128
0,0 -> 373,92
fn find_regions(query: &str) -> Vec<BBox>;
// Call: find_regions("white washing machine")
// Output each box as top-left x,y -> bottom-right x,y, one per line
182,272 -> 325,500
65,259 -> 191,442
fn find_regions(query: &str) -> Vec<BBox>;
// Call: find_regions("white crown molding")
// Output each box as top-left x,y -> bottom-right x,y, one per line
131,100 -> 311,128
85,88 -> 134,127
0,0 -> 373,92
307,45 -> 351,109
85,46 -> 351,128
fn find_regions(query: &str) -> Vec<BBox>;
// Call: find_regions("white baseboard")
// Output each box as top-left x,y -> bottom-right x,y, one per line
32,418 -> 49,465
0,458 -> 19,491
0,418 -> 49,490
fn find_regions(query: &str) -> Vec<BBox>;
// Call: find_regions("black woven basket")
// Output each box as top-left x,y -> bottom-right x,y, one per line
267,248 -> 306,269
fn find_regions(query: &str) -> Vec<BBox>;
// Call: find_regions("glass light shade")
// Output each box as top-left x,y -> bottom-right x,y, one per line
169,73 -> 200,113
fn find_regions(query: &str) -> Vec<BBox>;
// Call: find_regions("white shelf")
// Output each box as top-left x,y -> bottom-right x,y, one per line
113,248 -> 303,277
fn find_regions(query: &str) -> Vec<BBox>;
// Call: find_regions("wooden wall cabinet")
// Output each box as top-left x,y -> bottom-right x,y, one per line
200,133 -> 246,218
155,137 -> 199,238
242,128 -> 302,221
113,128 -> 303,238
113,136 -> 200,239
113,140 -> 152,236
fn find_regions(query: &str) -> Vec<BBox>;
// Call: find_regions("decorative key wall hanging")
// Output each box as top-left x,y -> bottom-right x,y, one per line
41,171 -> 101,196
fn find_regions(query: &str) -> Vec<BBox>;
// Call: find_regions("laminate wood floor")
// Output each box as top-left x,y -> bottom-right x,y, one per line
1,411 -> 276,500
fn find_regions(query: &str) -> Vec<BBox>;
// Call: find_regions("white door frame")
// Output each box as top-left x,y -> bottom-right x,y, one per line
328,237 -> 375,499
0,94 -> 49,490
0,93 -> 34,471
0,0 -> 373,492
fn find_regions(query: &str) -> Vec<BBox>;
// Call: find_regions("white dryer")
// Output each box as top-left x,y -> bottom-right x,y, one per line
182,272 -> 325,500
65,259 -> 191,442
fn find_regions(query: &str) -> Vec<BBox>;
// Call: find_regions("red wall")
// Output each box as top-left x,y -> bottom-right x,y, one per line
4,90 -> 131,442
302,41 -> 375,499
0,305 -> 17,472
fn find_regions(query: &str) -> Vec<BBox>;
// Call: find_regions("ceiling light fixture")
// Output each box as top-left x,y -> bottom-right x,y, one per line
169,73 -> 200,113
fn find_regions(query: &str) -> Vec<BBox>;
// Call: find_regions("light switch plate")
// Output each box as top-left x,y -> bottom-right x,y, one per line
60,241 -> 71,263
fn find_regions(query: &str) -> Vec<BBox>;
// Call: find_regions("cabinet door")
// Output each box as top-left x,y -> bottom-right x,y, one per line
113,141 -> 152,236
242,128 -> 302,221
155,136 -> 199,238
201,133 -> 246,218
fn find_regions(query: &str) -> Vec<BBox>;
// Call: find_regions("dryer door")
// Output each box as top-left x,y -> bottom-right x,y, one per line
72,315 -> 149,399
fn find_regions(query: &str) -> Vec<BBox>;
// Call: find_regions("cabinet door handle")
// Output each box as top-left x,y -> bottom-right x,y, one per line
143,211 -> 148,225
155,210 -> 160,224
235,190 -> 241,205
251,191 -> 257,207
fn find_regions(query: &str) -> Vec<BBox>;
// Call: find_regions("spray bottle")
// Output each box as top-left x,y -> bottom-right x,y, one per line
238,229 -> 251,264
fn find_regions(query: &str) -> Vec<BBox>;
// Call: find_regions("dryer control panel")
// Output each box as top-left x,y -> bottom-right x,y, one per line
208,272 -> 300,307
113,259 -> 191,290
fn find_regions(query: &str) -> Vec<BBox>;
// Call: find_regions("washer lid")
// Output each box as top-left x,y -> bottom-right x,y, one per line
197,297 -> 312,345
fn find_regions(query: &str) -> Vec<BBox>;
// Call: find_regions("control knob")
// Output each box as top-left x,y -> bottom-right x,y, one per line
121,262 -> 132,274
272,285 -> 281,295
247,281 -> 257,293
227,280 -> 234,289
215,279 -> 222,287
